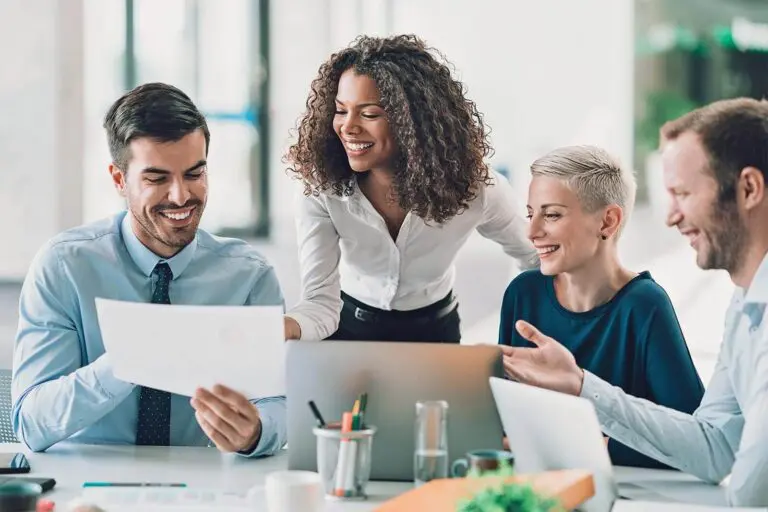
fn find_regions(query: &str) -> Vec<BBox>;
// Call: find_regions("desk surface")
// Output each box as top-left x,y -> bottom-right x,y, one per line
0,444 -> 731,511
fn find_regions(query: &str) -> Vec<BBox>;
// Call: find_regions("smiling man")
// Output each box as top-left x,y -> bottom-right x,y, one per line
11,83 -> 286,456
501,97 -> 768,507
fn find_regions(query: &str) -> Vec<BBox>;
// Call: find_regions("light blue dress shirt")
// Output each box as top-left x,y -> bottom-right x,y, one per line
12,211 -> 286,456
581,252 -> 768,507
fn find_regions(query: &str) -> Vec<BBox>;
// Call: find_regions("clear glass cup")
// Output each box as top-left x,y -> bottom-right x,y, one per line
313,425 -> 376,500
414,400 -> 449,486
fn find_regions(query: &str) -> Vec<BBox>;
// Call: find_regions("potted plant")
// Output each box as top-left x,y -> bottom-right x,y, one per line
456,462 -> 562,512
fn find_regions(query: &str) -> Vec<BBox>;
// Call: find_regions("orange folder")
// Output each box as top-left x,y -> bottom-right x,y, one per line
374,469 -> 594,512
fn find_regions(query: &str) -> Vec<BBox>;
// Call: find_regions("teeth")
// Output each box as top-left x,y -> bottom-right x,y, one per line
537,246 -> 559,254
162,210 -> 191,221
347,142 -> 373,151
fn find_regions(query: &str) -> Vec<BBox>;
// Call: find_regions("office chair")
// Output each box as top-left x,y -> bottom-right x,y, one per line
0,369 -> 18,443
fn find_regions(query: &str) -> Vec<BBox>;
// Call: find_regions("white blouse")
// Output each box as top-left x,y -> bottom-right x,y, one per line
286,171 -> 538,340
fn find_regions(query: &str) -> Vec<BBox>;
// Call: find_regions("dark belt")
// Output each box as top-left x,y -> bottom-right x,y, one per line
342,292 -> 458,324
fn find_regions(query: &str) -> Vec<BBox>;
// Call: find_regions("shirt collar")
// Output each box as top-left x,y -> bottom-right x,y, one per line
742,251 -> 768,305
120,211 -> 197,279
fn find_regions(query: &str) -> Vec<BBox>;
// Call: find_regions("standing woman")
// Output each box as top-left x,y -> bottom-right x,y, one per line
284,34 -> 537,342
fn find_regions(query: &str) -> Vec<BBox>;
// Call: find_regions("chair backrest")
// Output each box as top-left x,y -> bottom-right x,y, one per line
0,369 -> 18,443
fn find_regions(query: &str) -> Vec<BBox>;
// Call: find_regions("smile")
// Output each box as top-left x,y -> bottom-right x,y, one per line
344,141 -> 374,152
536,245 -> 560,257
159,207 -> 195,222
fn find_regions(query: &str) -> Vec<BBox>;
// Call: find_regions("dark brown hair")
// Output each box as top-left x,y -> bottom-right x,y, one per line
104,82 -> 210,171
661,97 -> 768,203
286,34 -> 493,223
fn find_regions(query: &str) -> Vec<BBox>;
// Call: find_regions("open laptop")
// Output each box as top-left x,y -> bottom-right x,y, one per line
287,341 -> 504,481
489,377 -> 618,512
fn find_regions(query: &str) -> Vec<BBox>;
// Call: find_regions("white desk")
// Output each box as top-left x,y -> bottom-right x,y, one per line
613,466 -> 729,508
0,444 -> 735,511
0,443 -> 406,511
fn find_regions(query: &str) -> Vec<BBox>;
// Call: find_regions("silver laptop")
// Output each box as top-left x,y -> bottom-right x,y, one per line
287,341 -> 504,481
489,377 -> 618,512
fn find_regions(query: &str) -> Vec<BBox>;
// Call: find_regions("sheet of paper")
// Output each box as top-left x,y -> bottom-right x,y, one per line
613,500 -> 766,511
78,487 -> 257,510
617,479 -> 728,506
95,298 -> 285,398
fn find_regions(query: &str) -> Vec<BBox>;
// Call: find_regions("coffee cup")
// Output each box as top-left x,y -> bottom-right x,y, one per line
450,449 -> 515,477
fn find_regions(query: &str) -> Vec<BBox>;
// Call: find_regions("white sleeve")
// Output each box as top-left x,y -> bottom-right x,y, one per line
475,171 -> 538,270
285,191 -> 343,340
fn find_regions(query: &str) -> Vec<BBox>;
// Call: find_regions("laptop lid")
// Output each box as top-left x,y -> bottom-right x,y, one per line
489,377 -> 617,512
287,341 -> 504,481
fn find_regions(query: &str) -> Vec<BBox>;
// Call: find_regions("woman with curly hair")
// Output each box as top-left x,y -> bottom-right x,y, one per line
283,34 -> 537,342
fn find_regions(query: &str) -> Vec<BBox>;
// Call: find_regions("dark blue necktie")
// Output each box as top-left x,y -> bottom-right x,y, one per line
136,262 -> 173,446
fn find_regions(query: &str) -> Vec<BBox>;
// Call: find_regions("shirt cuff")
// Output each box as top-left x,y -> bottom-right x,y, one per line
238,397 -> 286,458
90,353 -> 135,400
579,371 -> 619,419
285,312 -> 327,341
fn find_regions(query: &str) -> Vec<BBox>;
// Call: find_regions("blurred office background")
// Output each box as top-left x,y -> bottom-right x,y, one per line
1,0 -> 764,381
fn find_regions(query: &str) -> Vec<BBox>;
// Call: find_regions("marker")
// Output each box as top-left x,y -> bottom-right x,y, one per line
308,400 -> 326,428
37,499 -> 55,512
334,412 -> 355,497
82,482 -> 187,488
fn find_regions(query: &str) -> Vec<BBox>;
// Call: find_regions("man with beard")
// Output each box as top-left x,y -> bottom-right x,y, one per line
501,97 -> 768,506
11,83 -> 286,456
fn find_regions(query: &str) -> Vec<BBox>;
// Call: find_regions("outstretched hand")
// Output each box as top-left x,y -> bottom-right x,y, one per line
500,320 -> 584,396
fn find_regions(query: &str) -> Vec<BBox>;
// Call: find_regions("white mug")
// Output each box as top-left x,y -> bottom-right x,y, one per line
265,470 -> 323,512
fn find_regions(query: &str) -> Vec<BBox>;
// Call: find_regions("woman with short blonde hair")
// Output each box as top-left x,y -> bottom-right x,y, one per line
499,145 -> 703,468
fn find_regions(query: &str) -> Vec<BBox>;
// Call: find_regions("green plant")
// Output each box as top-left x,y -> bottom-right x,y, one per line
636,90 -> 699,152
456,461 -> 561,512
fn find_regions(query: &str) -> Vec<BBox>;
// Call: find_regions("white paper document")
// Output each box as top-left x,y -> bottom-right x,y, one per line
77,487 -> 257,511
95,298 -> 285,398
614,501 -> 766,511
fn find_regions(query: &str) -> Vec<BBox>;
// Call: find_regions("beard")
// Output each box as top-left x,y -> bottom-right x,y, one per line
130,199 -> 204,253
699,200 -> 747,273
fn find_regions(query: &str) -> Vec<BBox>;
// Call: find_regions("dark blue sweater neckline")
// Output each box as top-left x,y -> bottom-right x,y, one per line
544,271 -> 652,319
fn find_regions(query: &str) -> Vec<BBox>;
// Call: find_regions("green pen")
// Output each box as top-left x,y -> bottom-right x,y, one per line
359,392 -> 368,428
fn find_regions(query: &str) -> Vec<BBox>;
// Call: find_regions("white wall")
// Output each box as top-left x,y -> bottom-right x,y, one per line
0,0 -> 634,278
269,0 -> 635,238
0,0 -> 84,280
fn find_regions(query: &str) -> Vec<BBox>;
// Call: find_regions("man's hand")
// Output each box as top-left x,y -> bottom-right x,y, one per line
191,385 -> 262,453
284,316 -> 301,341
500,320 -> 584,396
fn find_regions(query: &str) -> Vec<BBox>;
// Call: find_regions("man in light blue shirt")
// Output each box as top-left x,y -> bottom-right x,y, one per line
12,82 -> 286,457
501,98 -> 768,507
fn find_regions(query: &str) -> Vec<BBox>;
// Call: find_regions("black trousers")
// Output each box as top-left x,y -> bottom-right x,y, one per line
325,291 -> 461,343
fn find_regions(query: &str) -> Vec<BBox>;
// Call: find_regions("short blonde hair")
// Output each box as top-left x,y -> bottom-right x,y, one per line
530,145 -> 637,232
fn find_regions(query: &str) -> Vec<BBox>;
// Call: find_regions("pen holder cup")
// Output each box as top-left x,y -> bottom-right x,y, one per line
313,425 -> 377,500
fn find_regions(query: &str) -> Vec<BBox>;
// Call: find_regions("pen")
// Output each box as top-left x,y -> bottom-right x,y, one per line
308,400 -> 326,428
359,392 -> 368,428
82,482 -> 187,488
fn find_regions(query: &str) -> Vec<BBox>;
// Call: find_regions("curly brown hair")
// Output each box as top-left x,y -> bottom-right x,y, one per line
286,34 -> 493,223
